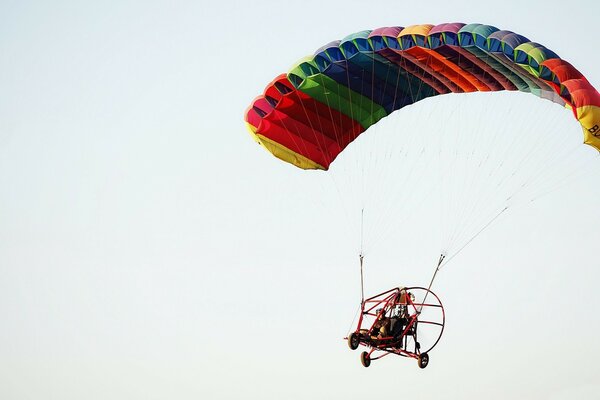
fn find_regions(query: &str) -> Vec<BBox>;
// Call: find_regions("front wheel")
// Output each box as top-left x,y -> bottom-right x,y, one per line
418,353 -> 429,369
348,332 -> 360,350
360,351 -> 371,368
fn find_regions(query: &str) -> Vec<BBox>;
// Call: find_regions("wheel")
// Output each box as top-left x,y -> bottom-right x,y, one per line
418,353 -> 429,369
348,332 -> 360,350
360,351 -> 371,368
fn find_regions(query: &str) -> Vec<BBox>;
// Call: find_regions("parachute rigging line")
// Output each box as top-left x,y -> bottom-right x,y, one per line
359,253 -> 365,304
245,22 -> 600,306
420,253 -> 446,312
359,208 -> 365,303
421,205 -> 509,309
440,205 -> 509,270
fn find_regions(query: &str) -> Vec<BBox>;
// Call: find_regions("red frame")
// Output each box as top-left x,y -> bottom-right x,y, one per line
347,286 -> 445,364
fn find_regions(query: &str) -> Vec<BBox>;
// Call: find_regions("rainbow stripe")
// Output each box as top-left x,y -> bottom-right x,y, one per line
245,23 -> 600,170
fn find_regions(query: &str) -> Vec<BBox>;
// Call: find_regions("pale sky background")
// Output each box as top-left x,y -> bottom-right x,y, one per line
1,0 -> 600,399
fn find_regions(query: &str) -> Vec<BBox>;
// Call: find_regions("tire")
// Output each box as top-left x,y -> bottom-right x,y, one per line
418,353 -> 429,369
348,332 -> 360,350
360,351 -> 371,368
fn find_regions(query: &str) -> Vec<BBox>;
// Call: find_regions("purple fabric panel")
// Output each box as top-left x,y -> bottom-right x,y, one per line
488,30 -> 515,40
314,40 -> 341,55
429,22 -> 465,35
368,27 -> 403,38
499,33 -> 530,49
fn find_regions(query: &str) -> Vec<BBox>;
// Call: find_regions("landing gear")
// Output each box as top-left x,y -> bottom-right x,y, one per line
360,351 -> 371,368
418,353 -> 429,369
348,332 -> 360,350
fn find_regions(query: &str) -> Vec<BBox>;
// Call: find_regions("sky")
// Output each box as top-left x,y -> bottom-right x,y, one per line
1,0 -> 600,399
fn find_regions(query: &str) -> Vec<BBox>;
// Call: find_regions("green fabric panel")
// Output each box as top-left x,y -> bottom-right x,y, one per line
472,25 -> 498,38
341,30 -> 372,43
514,43 -> 537,54
457,23 -> 482,45
289,58 -> 388,126
464,46 -> 531,92
458,23 -> 482,34
293,71 -> 388,129
513,44 -> 545,76
294,60 -> 320,77
288,56 -> 320,75
527,47 -> 552,65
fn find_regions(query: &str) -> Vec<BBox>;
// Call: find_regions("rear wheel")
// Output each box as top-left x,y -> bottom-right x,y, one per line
348,332 -> 360,350
418,353 -> 429,369
360,351 -> 371,368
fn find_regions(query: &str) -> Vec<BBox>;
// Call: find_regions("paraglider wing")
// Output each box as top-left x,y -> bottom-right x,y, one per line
245,23 -> 600,170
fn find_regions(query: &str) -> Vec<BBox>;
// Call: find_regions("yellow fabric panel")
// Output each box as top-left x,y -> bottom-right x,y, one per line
399,24 -> 434,37
246,122 -> 262,144
245,123 -> 325,170
577,105 -> 600,151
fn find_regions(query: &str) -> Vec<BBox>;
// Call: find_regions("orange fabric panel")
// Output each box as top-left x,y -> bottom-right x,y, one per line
404,46 -> 486,92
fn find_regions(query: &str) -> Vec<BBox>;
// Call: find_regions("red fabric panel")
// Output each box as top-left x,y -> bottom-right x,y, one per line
540,60 -> 600,107
262,108 -> 337,150
245,100 -> 262,129
563,79 -> 595,92
252,98 -> 274,114
256,118 -> 331,168
570,88 -> 600,108
542,59 -> 585,82
249,75 -> 365,168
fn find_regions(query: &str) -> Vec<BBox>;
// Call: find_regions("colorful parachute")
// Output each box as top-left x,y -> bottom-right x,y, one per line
244,23 -> 600,170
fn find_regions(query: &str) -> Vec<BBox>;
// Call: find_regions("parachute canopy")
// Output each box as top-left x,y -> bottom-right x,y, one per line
245,23 -> 600,170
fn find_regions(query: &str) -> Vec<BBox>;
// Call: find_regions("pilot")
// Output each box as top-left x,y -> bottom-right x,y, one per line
372,309 -> 390,339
